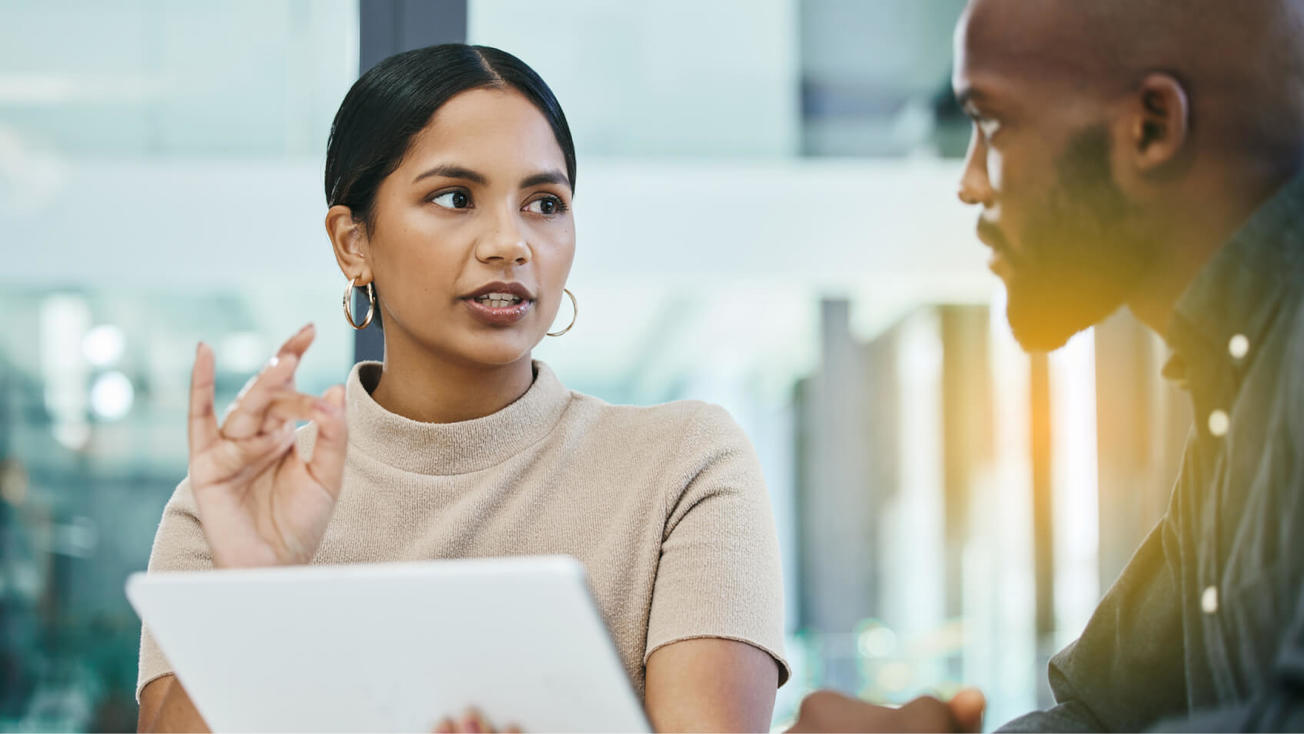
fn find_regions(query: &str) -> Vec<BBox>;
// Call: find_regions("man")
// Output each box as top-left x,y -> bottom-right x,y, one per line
789,0 -> 1304,731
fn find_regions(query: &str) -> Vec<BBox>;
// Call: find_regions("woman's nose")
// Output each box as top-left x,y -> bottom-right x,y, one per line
474,211 -> 531,265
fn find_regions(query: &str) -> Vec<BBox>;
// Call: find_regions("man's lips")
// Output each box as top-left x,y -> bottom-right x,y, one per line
975,219 -> 1011,255
976,219 -> 1016,278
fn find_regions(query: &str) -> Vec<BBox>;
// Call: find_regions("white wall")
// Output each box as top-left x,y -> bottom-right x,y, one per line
469,0 -> 801,158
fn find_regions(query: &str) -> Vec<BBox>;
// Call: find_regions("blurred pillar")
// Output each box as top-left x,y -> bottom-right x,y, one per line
1029,349 -> 1055,705
354,0 -> 468,363
939,306 -> 992,622
795,299 -> 878,690
1093,310 -> 1191,587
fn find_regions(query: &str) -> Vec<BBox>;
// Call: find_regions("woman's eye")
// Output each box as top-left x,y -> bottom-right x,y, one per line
431,190 -> 471,209
524,196 -> 566,216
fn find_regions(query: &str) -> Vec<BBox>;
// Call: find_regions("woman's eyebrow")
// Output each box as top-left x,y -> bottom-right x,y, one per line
412,164 -> 486,185
520,170 -> 570,189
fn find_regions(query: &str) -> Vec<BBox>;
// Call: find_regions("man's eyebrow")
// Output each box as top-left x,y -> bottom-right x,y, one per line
520,169 -> 570,189
412,164 -> 487,185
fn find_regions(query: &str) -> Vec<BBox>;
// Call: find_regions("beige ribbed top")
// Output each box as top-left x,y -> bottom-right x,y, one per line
137,361 -> 788,701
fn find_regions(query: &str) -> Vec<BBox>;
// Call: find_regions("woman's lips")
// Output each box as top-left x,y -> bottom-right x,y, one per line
462,297 -> 534,325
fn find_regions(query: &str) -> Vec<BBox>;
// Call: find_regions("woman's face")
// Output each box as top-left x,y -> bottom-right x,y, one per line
356,88 -> 575,368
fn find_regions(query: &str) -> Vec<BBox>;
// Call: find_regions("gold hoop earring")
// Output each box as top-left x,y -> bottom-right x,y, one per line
342,277 -> 375,330
547,288 -> 577,337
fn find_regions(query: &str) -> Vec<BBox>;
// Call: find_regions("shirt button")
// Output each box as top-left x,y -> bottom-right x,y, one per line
1208,409 -> 1230,437
1202,585 -> 1219,614
1228,333 -> 1250,360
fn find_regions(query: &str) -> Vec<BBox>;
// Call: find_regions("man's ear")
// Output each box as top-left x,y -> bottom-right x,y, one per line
1121,72 -> 1190,174
326,205 -> 372,284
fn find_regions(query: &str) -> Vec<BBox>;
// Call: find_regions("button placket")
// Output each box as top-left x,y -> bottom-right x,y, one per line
1201,585 -> 1219,614
1208,409 -> 1230,436
1228,334 -> 1249,360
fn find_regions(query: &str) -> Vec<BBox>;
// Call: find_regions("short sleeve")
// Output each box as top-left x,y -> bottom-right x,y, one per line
644,403 -> 790,686
136,476 -> 214,701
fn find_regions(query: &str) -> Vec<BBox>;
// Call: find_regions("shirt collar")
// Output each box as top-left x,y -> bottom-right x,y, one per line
1163,170 -> 1304,395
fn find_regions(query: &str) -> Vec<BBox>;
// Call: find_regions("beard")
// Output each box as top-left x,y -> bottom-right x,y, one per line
1003,126 -> 1154,352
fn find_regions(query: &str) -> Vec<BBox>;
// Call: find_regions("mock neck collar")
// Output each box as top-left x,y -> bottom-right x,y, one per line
344,360 -> 572,475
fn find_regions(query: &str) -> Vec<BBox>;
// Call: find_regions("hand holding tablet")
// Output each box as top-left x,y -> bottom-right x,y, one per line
128,557 -> 650,733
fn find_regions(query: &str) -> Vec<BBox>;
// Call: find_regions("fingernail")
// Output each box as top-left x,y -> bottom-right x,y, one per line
299,322 -> 314,335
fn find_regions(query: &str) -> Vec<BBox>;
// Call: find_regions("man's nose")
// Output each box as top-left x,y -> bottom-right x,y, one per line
957,131 -> 994,207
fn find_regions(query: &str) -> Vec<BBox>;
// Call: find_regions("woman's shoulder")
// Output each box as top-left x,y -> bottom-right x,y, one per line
564,392 -> 751,456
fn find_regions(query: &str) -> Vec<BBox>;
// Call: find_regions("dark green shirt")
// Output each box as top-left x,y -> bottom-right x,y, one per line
1002,171 -> 1304,732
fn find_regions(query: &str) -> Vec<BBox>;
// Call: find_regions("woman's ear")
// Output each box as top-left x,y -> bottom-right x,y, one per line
326,204 -> 373,284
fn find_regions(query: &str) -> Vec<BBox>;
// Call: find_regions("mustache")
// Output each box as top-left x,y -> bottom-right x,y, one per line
977,219 -> 1014,256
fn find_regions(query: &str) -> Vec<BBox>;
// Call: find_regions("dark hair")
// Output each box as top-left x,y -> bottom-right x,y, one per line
324,43 -> 577,229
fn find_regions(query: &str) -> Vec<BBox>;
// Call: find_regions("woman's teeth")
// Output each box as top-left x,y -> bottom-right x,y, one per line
475,292 -> 523,308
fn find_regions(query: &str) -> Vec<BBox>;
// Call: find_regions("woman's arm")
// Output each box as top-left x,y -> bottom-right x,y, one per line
644,638 -> 779,733
141,640 -> 778,734
138,675 -> 209,733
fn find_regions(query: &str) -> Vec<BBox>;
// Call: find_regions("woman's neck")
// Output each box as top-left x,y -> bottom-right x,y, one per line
369,338 -> 535,424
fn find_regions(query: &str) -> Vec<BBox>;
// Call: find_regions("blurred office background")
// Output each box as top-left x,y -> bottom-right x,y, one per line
0,1 -> 1191,731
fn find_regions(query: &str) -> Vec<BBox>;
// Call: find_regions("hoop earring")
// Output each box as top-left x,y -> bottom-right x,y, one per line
547,288 -> 577,337
342,277 -> 375,330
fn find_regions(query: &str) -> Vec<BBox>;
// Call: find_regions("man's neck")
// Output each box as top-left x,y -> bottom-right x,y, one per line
1126,161 -> 1297,336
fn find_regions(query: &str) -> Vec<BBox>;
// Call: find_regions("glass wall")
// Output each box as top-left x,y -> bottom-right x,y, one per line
3,2 -> 1189,731
472,1 -> 1186,730
1,2 -> 358,730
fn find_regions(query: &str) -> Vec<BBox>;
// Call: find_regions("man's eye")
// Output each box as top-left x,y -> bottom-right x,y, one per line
524,196 -> 566,215
431,191 -> 471,209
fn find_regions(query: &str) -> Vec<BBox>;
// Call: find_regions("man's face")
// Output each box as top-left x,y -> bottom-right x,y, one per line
951,1 -> 1154,352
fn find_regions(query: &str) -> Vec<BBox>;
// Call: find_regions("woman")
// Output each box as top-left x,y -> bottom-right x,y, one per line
135,44 -> 787,732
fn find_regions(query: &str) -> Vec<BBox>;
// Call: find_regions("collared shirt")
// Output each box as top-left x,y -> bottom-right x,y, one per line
1001,170 -> 1304,732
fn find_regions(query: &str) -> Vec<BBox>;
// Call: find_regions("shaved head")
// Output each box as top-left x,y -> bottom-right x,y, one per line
960,0 -> 1304,174
953,0 -> 1304,351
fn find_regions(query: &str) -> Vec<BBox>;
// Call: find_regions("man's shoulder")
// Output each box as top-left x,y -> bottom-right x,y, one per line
1284,291 -> 1304,422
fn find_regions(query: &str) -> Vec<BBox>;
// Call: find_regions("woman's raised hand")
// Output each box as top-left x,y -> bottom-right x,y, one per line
186,323 -> 348,568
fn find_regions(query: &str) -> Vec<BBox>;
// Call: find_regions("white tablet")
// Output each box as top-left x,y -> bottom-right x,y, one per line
127,555 -> 650,733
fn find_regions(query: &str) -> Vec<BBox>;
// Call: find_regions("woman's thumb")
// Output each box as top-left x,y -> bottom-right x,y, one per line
948,688 -> 985,733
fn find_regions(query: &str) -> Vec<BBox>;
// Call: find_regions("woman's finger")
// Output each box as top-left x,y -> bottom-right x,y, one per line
257,391 -> 321,435
201,421 -> 297,481
263,392 -> 321,426
188,343 -> 220,456
302,385 -> 347,498
227,325 -> 314,411
460,708 -> 486,733
219,353 -> 301,440
275,323 -> 316,361
242,326 -> 317,435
